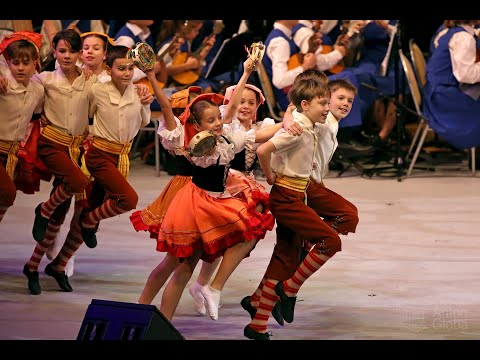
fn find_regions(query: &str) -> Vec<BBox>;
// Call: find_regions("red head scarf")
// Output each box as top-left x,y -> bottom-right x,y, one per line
0,31 -> 43,61
223,83 -> 265,121
179,92 -> 224,149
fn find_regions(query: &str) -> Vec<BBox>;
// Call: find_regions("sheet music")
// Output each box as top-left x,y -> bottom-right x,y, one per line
379,23 -> 398,77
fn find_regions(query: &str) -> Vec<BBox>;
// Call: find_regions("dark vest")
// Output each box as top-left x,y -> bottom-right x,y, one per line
191,136 -> 231,192
230,148 -> 254,173
175,155 -> 193,176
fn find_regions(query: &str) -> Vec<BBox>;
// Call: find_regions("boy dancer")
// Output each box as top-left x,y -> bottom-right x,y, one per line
243,78 -> 359,340
78,45 -> 152,246
0,31 -> 44,230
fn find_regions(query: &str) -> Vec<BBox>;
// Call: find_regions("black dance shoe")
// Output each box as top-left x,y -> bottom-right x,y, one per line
32,203 -> 49,242
274,281 -> 297,324
23,264 -> 41,295
79,211 -> 98,249
45,263 -> 73,292
243,325 -> 270,340
240,295 -> 284,326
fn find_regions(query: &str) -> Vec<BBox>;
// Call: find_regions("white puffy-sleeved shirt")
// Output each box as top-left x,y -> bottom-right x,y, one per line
269,110 -> 318,179
32,66 -> 97,136
156,115 -> 256,166
312,112 -> 339,182
219,103 -> 276,151
88,81 -> 151,143
0,71 -> 44,142
156,115 -> 186,155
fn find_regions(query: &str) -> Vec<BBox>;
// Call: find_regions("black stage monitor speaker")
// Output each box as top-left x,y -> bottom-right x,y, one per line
77,299 -> 185,340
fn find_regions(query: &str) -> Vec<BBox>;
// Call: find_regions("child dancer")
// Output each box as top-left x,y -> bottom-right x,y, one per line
78,45 -> 153,249
0,31 -> 44,233
243,78 -> 359,340
134,57 -> 285,321
23,29 -> 96,294
43,31 -> 116,278
26,34 -> 151,289
187,73 -> 297,322
150,87 -> 276,321
130,74 -> 206,308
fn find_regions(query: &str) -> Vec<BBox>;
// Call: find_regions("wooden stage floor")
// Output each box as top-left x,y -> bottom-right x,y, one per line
1,160 -> 479,340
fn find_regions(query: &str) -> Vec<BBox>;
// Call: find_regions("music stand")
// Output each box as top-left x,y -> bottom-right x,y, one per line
361,21 -> 408,182
205,31 -> 255,83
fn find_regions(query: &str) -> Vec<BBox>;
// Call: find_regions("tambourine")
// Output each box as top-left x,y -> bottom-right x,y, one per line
127,42 -> 156,72
247,41 -> 265,71
188,130 -> 217,157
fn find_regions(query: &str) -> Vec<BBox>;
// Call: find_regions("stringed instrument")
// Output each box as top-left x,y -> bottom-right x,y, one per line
287,20 -> 323,70
320,20 -> 373,74
171,21 -> 225,86
134,21 -> 190,94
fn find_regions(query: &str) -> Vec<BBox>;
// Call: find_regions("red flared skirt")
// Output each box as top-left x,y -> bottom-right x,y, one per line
130,175 -> 191,239
156,180 -> 275,263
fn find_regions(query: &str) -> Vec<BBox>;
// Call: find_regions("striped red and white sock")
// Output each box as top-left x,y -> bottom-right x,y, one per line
52,202 -> 83,272
26,222 -> 62,271
82,199 -> 125,228
41,185 -> 72,218
283,251 -> 332,296
249,279 -> 278,334
250,277 -> 266,308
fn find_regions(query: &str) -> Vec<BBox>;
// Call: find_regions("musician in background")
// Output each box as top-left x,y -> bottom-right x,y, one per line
318,20 -> 342,46
317,20 -> 400,146
292,20 -> 373,133
348,20 -> 402,146
292,20 -> 347,75
423,20 -> 480,152
114,20 -> 168,88
263,20 -> 316,112
156,20 -> 217,92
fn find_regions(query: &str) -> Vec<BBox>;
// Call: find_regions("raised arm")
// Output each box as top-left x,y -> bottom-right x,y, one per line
145,69 -> 176,131
223,57 -> 255,124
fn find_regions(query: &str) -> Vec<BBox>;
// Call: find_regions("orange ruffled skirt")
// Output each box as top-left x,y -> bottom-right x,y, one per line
130,175 -> 191,239
156,174 -> 274,263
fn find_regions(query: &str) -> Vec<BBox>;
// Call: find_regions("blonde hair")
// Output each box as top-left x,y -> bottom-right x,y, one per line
294,69 -> 329,85
328,78 -> 357,96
